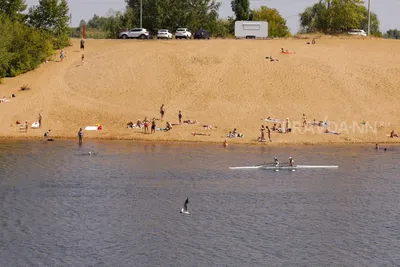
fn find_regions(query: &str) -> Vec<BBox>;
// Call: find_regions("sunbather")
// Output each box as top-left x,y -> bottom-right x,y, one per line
325,129 -> 341,135
390,130 -> 398,138
183,120 -> 198,124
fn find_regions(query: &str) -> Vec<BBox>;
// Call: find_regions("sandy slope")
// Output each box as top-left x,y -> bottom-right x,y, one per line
0,37 -> 399,145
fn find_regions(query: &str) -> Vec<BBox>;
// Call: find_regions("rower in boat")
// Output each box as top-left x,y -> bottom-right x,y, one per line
274,157 -> 279,166
289,157 -> 295,167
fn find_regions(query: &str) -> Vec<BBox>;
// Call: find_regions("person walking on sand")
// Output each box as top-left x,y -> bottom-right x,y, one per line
143,117 -> 149,134
25,121 -> 28,132
38,113 -> 42,128
178,111 -> 182,124
60,50 -> 65,62
160,104 -> 165,121
151,119 -> 156,134
80,38 -> 85,51
266,126 -> 272,142
78,128 -> 84,144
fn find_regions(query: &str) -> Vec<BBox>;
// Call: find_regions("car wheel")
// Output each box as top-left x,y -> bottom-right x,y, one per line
122,35 -> 128,39
139,34 -> 146,39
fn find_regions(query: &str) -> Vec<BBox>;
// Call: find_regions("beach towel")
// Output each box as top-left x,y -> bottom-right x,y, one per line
31,122 -> 40,128
85,126 -> 100,131
264,118 -> 281,123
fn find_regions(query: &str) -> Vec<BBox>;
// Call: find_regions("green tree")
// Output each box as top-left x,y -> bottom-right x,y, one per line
231,0 -> 250,21
299,0 -> 380,35
125,0 -> 221,33
28,0 -> 70,49
0,14 -> 14,77
251,6 -> 290,37
0,0 -> 27,21
384,29 -> 400,39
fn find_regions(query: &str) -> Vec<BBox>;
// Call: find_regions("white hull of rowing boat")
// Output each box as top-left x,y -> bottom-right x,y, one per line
229,165 -> 338,170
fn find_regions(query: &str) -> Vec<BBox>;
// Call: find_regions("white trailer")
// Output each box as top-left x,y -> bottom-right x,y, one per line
234,21 -> 268,39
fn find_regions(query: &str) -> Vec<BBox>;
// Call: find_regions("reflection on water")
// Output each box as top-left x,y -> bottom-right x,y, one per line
0,140 -> 399,266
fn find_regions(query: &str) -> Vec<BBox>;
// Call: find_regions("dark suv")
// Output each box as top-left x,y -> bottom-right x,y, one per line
194,30 -> 210,39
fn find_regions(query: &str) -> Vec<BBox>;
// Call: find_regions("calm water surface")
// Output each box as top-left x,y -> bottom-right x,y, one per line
0,140 -> 399,267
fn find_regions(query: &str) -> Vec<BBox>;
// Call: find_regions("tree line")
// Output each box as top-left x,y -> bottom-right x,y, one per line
0,0 -> 70,78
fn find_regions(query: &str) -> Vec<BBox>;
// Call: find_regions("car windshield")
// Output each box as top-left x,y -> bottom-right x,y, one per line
177,28 -> 186,32
159,30 -> 167,32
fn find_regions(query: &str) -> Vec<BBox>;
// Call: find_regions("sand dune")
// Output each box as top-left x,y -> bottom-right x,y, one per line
0,37 -> 399,145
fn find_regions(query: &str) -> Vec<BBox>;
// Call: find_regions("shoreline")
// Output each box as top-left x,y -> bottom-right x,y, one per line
1,135 -> 399,147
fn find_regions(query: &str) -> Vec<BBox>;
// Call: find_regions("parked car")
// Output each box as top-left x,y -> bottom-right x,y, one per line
119,28 -> 150,39
347,29 -> 367,36
194,29 -> 210,39
175,28 -> 191,39
157,29 -> 173,39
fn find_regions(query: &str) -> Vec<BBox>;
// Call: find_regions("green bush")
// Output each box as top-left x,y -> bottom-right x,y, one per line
0,13 -> 53,78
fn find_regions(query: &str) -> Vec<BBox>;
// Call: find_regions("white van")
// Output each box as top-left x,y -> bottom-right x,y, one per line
347,29 -> 367,36
235,21 -> 268,39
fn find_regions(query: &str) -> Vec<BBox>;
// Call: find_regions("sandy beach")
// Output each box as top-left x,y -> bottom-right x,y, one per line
0,37 -> 399,145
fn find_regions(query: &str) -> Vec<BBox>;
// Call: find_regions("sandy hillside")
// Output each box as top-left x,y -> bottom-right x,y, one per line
0,37 -> 399,145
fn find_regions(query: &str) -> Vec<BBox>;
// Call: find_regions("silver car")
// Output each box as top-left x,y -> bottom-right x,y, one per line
119,28 -> 149,39
175,28 -> 192,39
157,29 -> 173,39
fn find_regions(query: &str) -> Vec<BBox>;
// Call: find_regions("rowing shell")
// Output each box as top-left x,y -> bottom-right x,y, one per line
229,165 -> 338,170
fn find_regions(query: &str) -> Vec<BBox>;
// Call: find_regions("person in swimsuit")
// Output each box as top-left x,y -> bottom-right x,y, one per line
266,126 -> 271,142
302,114 -> 307,127
289,157 -> 295,166
274,157 -> 279,166
178,111 -> 182,124
78,128 -> 84,144
151,119 -> 156,134
160,104 -> 165,121
143,117 -> 149,134
260,125 -> 265,141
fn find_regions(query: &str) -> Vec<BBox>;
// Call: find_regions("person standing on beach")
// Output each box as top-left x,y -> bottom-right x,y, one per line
302,114 -> 307,127
80,38 -> 85,51
151,119 -> 156,134
285,118 -> 290,133
143,117 -> 149,134
78,128 -> 84,144
160,104 -> 165,121
178,111 -> 182,124
260,125 -> 265,141
38,113 -> 42,128
266,126 -> 272,142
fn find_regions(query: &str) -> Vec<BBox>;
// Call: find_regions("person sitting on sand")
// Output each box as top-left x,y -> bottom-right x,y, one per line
272,123 -> 277,131
203,124 -> 212,130
166,122 -> 172,131
390,130 -> 398,138
127,121 -> 134,128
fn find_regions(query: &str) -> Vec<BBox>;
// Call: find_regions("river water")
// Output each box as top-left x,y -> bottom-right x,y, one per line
0,140 -> 399,267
